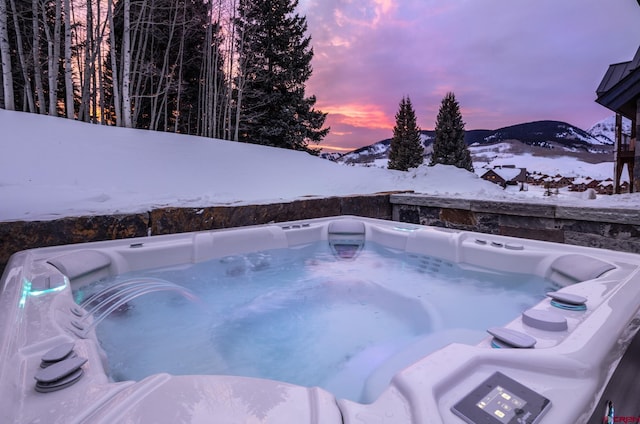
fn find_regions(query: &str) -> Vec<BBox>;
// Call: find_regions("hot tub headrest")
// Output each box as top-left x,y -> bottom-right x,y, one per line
328,219 -> 366,235
328,219 -> 365,260
550,254 -> 616,284
47,250 -> 112,280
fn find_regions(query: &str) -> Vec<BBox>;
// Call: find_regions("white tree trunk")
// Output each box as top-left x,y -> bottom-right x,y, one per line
233,6 -> 246,142
77,0 -> 93,121
198,0 -> 213,138
129,0 -> 151,127
0,0 -> 15,110
122,0 -> 131,128
32,0 -> 46,114
151,1 -> 179,131
122,0 -> 132,127
10,0 -> 36,112
63,0 -> 73,118
173,1 -> 187,133
95,0 -> 104,123
107,0 -> 120,125
64,0 -> 75,119
46,0 -> 62,116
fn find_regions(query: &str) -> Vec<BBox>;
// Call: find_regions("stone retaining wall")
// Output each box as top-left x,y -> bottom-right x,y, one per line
0,194 -> 393,273
3,193 -> 639,275
391,194 -> 640,254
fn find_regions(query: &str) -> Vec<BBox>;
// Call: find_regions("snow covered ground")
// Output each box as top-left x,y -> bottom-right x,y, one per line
472,149 -> 617,180
1,109 -> 638,222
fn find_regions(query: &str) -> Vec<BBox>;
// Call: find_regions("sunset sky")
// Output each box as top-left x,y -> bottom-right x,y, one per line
297,0 -> 640,152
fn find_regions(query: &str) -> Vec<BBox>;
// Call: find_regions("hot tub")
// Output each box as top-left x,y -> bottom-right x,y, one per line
1,216 -> 639,423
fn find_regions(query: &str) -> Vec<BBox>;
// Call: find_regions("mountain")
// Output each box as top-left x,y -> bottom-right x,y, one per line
470,120 -> 611,149
332,120 -> 614,167
587,115 -> 632,145
335,130 -> 490,166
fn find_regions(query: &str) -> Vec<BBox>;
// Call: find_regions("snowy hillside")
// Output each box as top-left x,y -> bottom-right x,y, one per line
0,109 -> 502,222
1,110 -> 637,223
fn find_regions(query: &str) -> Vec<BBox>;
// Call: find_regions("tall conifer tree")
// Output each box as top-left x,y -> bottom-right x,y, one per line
388,96 -> 423,171
235,0 -> 328,153
430,92 -> 474,172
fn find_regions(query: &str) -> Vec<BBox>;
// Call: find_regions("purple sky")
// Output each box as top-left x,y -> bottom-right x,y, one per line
297,0 -> 640,152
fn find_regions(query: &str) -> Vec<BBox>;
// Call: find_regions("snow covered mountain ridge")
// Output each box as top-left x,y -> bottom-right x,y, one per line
326,118 -> 617,168
587,115 -> 632,145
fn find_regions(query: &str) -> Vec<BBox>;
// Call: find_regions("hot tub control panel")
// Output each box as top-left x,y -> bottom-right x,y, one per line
451,372 -> 551,424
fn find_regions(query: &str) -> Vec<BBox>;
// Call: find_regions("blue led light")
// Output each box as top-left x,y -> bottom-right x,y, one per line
393,226 -> 419,232
18,277 -> 68,308
550,299 -> 587,311
18,280 -> 31,308
29,285 -> 67,297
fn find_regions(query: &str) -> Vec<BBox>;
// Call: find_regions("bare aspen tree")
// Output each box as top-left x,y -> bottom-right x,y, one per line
32,0 -> 46,113
225,0 -> 238,140
198,0 -> 216,137
1,0 -> 16,110
173,0 -> 187,133
129,0 -> 152,127
71,0 -> 84,99
233,8 -> 246,142
122,0 -> 132,127
64,0 -> 73,118
106,0 -> 120,125
77,0 -> 93,121
213,0 -> 226,139
45,0 -> 62,116
209,1 -> 221,138
95,0 -> 105,123
8,0 -> 34,112
94,0 -> 100,122
150,2 -> 179,131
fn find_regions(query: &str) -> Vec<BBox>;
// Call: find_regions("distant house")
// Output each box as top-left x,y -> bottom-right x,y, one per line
549,176 -> 573,188
597,180 -> 614,195
527,172 -> 541,185
529,174 -> 549,185
480,166 -> 527,187
570,177 -> 587,191
570,177 -> 600,192
586,178 -> 600,190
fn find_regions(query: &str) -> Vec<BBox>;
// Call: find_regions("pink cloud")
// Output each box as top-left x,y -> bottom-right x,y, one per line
300,0 -> 640,153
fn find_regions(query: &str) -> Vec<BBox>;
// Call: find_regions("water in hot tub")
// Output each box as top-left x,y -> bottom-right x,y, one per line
74,241 -> 556,403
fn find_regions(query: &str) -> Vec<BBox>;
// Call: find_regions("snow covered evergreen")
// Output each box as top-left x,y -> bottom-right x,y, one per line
388,96 -> 423,171
234,0 -> 328,153
430,92 -> 473,172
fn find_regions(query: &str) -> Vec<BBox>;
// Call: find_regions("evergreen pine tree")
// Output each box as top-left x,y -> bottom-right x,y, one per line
430,92 -> 474,172
235,0 -> 328,153
388,96 -> 423,171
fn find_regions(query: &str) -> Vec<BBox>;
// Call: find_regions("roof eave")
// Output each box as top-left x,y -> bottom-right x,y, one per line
595,66 -> 640,117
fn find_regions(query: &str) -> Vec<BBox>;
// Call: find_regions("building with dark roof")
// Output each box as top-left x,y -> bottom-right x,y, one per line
480,166 -> 527,187
596,45 -> 640,193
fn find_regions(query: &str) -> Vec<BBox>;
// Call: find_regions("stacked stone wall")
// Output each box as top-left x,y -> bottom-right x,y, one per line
391,194 -> 640,253
0,194 -> 393,273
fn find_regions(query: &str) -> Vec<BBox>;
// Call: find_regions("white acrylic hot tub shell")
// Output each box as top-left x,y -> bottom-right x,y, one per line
1,216 -> 640,423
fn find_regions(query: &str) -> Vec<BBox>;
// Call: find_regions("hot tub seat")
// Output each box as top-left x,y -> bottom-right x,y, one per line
82,374 -> 342,423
